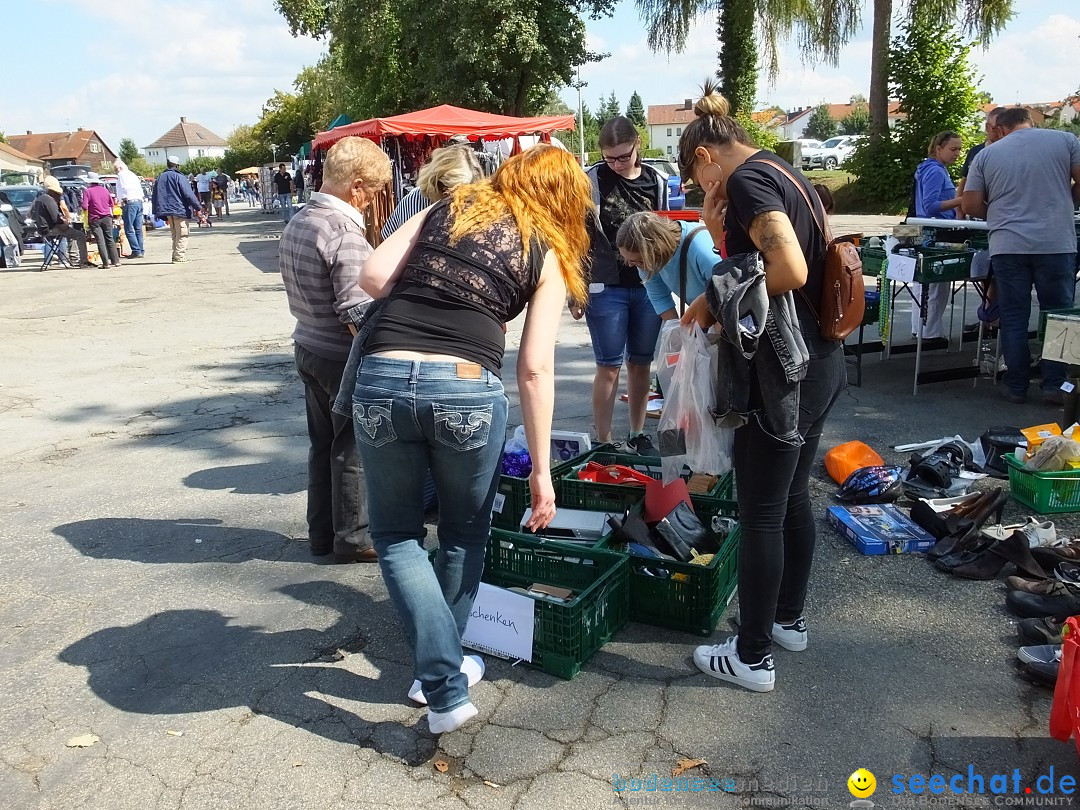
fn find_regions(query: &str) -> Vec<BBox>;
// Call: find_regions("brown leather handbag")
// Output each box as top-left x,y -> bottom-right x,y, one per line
750,159 -> 865,341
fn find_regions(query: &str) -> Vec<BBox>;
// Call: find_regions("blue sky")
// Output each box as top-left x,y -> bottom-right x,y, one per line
0,0 -> 1076,159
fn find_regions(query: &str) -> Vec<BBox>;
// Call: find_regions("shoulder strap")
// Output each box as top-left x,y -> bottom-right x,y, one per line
678,225 -> 708,316
746,157 -> 831,322
747,158 -> 833,243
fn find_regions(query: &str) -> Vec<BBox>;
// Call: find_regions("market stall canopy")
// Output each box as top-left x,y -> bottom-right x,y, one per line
312,105 -> 576,152
235,167 -> 263,175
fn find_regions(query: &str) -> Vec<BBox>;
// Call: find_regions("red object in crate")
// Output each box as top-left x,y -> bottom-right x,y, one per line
577,462 -> 653,486
1050,616 -> 1080,759
655,210 -> 700,222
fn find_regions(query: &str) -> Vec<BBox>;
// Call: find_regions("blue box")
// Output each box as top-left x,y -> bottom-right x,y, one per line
826,505 -> 935,555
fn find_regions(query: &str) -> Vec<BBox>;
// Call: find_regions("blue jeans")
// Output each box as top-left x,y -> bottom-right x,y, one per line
351,355 -> 508,713
993,253 -> 1077,396
278,193 -> 294,223
122,201 -> 144,255
584,284 -> 663,367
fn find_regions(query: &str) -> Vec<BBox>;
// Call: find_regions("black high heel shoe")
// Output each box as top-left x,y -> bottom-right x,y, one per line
926,488 -> 1006,561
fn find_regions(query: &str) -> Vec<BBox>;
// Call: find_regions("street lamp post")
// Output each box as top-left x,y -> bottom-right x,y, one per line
572,64 -> 587,167
270,144 -> 278,164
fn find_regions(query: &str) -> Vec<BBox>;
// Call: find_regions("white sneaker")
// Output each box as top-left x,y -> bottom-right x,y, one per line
408,654 -> 485,705
772,617 -> 808,652
693,636 -> 775,692
732,610 -> 808,652
428,701 -> 478,734
1021,518 -> 1057,548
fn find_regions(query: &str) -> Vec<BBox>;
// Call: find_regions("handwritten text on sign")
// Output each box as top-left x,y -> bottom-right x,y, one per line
462,583 -> 535,662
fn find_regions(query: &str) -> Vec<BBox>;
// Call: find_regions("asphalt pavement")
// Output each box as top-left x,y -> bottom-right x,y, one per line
0,206 -> 1076,810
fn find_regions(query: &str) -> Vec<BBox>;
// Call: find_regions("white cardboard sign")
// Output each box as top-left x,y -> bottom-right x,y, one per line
462,582 -> 535,662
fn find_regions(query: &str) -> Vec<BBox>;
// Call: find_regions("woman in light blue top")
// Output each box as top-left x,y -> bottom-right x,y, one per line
615,212 -> 718,319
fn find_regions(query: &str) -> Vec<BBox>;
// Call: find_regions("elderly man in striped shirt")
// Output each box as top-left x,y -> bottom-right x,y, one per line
279,137 -> 392,563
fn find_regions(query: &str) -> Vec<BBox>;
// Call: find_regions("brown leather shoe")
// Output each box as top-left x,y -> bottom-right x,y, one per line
1005,576 -> 1075,596
334,545 -> 378,563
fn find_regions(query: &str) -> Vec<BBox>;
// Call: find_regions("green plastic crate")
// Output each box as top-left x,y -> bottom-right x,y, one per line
491,443 -> 616,529
861,245 -> 974,283
1005,454 -> 1080,514
559,450 -> 735,515
595,501 -> 740,636
429,530 -> 630,679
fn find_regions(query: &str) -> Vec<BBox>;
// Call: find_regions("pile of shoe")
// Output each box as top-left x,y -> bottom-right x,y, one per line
917,489 -> 1074,581
1007,542 -> 1080,688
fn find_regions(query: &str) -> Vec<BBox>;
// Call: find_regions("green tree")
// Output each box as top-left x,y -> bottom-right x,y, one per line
804,104 -> 838,141
840,103 -> 870,135
276,0 -> 614,117
715,0 -> 757,115
867,0 -> 1012,142
626,91 -> 647,127
220,125 -> 273,177
595,92 -> 622,129
178,157 -> 223,176
0,131 -> 8,144
847,14 -> 981,207
118,138 -> 141,164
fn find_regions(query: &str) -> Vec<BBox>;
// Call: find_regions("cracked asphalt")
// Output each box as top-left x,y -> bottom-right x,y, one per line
1,207 -> 1077,810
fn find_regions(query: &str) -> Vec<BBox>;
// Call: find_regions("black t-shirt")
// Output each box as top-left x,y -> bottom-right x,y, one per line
591,163 -> 664,287
272,172 -> 292,194
961,141 -> 985,179
723,150 -> 833,356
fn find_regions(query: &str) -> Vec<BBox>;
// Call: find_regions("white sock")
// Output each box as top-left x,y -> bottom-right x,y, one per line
408,655 -> 485,705
427,702 -> 478,734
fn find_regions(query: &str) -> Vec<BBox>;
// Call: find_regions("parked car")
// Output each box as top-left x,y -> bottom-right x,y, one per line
792,139 -> 823,165
640,157 -> 685,210
49,164 -> 92,182
0,184 -> 44,245
802,135 -> 860,170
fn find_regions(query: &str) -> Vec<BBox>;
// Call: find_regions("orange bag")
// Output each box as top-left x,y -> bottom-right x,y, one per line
1049,616 -> 1080,760
825,441 -> 884,485
577,462 -> 654,487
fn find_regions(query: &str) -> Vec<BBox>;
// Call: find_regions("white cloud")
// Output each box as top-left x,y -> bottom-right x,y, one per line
968,14 -> 1080,104
3,0 -> 325,155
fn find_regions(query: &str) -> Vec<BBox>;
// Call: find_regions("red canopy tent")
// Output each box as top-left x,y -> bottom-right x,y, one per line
311,104 -> 575,151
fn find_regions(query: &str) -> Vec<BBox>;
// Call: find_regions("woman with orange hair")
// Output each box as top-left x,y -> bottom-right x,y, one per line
349,144 -> 593,734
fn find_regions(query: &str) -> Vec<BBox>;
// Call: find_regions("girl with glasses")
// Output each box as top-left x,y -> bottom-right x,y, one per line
576,116 -> 669,454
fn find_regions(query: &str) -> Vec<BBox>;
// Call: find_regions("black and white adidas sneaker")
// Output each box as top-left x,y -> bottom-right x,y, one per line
693,636 -> 775,692
772,617 -> 808,651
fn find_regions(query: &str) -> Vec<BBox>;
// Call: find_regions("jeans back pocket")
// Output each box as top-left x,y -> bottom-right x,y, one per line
432,403 -> 493,452
353,399 -> 397,448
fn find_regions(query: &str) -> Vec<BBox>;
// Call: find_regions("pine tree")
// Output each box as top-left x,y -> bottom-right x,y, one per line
626,91 -> 647,128
804,105 -> 838,141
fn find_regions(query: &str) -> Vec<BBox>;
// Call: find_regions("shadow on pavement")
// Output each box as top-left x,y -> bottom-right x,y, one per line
52,516 -> 308,564
58,580 -> 438,764
183,462 -> 304,495
237,238 -> 280,274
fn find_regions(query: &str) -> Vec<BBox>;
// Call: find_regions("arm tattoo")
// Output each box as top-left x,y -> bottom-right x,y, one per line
749,211 -> 796,254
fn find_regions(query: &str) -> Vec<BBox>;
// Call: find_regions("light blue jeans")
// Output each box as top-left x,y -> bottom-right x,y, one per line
277,193 -> 294,223
351,355 -> 507,712
121,200 -> 144,255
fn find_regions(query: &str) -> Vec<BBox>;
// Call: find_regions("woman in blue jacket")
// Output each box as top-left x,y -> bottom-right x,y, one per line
615,212 -> 717,319
910,131 -> 963,339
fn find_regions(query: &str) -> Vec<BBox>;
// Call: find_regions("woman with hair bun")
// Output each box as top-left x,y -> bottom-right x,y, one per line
677,81 -> 845,693
575,115 -> 669,454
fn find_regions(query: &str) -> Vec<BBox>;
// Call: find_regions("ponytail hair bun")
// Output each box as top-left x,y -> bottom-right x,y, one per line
694,79 -> 731,118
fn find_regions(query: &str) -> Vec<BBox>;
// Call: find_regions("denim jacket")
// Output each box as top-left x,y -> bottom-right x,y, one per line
705,252 -> 809,445
331,299 -> 387,418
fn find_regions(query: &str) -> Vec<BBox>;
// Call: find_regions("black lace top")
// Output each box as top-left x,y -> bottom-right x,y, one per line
364,199 -> 546,376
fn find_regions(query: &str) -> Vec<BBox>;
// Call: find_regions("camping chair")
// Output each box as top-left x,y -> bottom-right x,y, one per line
40,230 -> 71,271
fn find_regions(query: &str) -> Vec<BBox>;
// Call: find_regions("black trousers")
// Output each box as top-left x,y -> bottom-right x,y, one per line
88,216 -> 118,267
735,346 -> 846,662
295,343 -> 370,553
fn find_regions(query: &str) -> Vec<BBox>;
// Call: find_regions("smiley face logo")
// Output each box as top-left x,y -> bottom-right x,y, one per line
848,769 -> 877,798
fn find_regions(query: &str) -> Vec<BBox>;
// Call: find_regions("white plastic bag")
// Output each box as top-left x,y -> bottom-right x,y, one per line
656,323 -> 734,483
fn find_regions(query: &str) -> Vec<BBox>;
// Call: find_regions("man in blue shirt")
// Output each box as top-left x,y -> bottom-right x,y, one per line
152,156 -> 204,263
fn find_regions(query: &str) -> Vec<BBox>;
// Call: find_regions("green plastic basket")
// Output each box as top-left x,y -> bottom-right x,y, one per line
595,500 -> 740,636
559,450 -> 735,515
860,245 -> 974,283
1005,454 -> 1080,514
429,530 -> 630,679
491,443 -> 616,530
